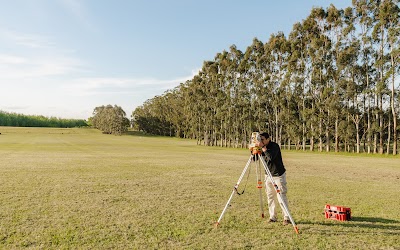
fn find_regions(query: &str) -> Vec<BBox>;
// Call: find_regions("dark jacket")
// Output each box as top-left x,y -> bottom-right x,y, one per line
262,141 -> 286,176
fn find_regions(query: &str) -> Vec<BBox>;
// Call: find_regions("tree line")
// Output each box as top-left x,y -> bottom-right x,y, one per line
132,1 -> 400,155
0,110 -> 88,128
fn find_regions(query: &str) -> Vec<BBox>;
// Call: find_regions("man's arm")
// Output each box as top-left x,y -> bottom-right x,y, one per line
264,143 -> 279,162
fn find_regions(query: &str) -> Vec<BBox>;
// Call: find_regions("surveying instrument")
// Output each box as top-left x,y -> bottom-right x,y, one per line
215,132 -> 299,234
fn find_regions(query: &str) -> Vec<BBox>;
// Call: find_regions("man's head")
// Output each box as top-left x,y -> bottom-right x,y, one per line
259,132 -> 270,146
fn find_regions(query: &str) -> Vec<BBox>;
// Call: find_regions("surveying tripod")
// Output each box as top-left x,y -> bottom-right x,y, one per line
215,143 -> 299,234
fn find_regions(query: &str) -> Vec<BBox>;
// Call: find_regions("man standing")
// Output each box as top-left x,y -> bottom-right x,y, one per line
256,132 -> 291,225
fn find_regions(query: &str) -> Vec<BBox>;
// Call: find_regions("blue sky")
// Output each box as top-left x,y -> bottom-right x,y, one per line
0,0 -> 352,119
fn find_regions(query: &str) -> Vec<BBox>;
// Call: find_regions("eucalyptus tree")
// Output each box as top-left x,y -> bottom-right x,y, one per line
339,6 -> 366,153
180,80 -> 194,139
236,51 -> 254,147
131,102 -> 149,132
383,0 -> 400,155
193,60 -> 221,146
371,0 -> 392,154
208,60 -> 223,146
253,39 -> 269,133
195,69 -> 211,145
162,86 -> 186,137
92,105 -> 129,135
132,101 -> 154,134
222,47 -> 239,147
149,95 -> 169,135
353,0 -> 377,153
132,96 -> 172,135
243,38 -> 266,133
213,51 -> 239,147
227,45 -> 245,147
240,38 -> 270,147
288,21 -> 313,150
181,79 -> 197,140
214,51 -> 232,147
265,32 -> 291,145
325,4 -> 347,152
292,15 -> 325,151
188,75 -> 207,145
305,7 -> 335,152
203,60 -> 221,146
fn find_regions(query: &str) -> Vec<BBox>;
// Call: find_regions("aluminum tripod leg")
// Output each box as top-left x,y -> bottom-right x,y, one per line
215,155 -> 253,227
255,157 -> 265,218
260,155 -> 299,234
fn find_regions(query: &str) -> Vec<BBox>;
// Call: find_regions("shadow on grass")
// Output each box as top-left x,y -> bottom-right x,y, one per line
351,216 -> 398,224
298,217 -> 400,232
211,218 -> 400,236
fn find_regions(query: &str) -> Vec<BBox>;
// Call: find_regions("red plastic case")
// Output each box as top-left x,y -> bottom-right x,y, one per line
324,204 -> 351,221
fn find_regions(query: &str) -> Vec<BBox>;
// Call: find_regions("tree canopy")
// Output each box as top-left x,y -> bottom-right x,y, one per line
90,105 -> 130,135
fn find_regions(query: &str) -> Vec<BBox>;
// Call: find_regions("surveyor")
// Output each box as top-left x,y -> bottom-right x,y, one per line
255,132 -> 291,225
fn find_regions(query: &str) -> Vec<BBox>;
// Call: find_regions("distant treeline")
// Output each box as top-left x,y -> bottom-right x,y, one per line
0,110 -> 88,128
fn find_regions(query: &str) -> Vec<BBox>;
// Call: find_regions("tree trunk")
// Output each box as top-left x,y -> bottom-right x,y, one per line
319,116 -> 323,152
325,109 -> 330,152
393,117 -> 397,155
379,98 -> 384,154
275,107 -> 279,143
391,52 -> 398,155
335,116 -> 339,152
302,122 -> 306,151
387,115 -> 391,155
310,123 -> 314,152
367,108 -> 371,154
356,120 -> 360,153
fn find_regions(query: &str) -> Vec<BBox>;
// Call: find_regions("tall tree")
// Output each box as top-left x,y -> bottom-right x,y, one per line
93,105 -> 129,135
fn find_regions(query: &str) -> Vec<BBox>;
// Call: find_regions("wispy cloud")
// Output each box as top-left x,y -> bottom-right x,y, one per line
0,27 -> 88,79
63,71 -> 200,97
1,30 -> 55,49
0,53 -> 87,79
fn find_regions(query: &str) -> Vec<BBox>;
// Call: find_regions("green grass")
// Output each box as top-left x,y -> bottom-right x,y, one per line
0,127 -> 399,249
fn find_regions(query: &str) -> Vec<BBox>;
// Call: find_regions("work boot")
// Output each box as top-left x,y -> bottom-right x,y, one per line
283,219 -> 290,225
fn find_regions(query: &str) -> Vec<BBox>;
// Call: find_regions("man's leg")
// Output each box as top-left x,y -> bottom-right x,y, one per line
265,176 -> 277,221
274,173 -> 289,220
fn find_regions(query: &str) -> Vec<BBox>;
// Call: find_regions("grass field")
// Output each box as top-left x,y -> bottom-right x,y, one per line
0,127 -> 399,249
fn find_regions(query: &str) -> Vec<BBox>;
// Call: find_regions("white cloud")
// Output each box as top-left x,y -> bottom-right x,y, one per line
0,54 -> 86,79
0,28 -> 88,79
1,30 -> 55,49
63,73 -> 198,97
